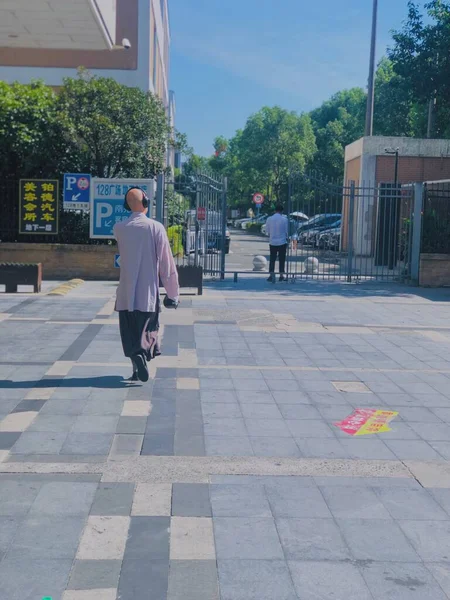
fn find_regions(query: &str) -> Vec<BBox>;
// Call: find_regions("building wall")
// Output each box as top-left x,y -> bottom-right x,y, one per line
376,156 -> 450,185
0,0 -> 170,104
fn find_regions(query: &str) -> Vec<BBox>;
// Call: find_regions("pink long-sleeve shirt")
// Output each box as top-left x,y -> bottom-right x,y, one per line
114,212 -> 179,312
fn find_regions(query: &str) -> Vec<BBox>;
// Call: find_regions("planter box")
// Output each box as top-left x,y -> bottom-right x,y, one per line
420,253 -> 450,287
176,265 -> 203,295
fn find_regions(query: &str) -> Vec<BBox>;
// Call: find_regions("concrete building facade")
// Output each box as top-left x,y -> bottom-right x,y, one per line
0,0 -> 171,106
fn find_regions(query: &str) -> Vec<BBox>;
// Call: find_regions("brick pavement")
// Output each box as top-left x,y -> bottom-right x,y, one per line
3,280 -> 450,598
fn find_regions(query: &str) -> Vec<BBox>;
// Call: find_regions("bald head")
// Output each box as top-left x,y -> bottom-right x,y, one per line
126,188 -> 148,214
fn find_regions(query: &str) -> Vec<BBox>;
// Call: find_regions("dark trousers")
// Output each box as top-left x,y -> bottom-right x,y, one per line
269,244 -> 287,274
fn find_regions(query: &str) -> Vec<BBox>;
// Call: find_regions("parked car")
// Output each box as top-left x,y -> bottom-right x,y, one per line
298,214 -> 341,244
317,224 -> 341,250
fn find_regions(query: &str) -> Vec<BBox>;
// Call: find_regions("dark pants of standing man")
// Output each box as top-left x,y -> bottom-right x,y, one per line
269,244 -> 287,274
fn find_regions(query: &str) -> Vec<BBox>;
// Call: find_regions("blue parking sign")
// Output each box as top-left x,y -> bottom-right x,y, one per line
114,254 -> 121,268
90,178 -> 154,239
64,173 -> 91,210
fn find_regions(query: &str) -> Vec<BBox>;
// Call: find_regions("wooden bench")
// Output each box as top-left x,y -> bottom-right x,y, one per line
0,263 -> 42,293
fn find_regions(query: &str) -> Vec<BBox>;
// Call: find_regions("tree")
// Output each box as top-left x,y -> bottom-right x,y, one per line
389,0 -> 450,137
0,80 -> 71,180
58,70 -> 171,177
234,106 -> 316,206
309,88 -> 366,181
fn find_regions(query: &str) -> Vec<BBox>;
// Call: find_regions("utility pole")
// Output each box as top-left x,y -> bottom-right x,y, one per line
365,0 -> 378,136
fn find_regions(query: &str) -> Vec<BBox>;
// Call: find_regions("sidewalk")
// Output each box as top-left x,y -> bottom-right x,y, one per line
3,279 -> 450,598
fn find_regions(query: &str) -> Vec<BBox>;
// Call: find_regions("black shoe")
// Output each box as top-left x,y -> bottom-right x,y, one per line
133,353 -> 149,382
127,372 -> 139,382
267,274 -> 275,283
279,275 -> 286,282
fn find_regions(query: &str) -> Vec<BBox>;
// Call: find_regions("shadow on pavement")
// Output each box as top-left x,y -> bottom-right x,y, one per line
0,376 -> 136,389
204,277 -> 450,302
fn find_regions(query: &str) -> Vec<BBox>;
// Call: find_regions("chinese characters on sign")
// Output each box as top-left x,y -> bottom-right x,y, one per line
90,178 -> 154,239
334,409 -> 399,436
19,179 -> 59,235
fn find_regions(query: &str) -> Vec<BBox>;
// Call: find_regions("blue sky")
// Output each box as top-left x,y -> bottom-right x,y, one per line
169,0 -> 425,156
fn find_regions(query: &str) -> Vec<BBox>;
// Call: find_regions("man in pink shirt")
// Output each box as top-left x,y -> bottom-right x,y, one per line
114,187 -> 179,382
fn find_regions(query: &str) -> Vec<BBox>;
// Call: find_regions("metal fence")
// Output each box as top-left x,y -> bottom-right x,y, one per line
164,171 -> 227,277
286,173 -> 415,282
421,180 -> 450,254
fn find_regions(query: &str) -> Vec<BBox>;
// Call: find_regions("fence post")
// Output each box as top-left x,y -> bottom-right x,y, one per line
220,177 -> 228,280
347,181 -> 355,283
286,175 -> 292,281
410,182 -> 424,284
194,178 -> 200,268
155,173 -> 164,224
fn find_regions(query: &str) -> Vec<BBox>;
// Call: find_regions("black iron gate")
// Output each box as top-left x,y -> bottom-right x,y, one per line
164,170 -> 227,277
286,173 -> 415,282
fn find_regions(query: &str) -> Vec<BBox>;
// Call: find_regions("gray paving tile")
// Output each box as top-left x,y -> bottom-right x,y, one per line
118,559 -> 169,600
399,520 -> 450,561
202,403 -> 242,419
289,560 -> 372,600
361,562 -> 448,599
172,483 -> 211,517
245,418 -> 292,438
205,436 -> 253,456
39,398 -> 88,416
125,516 -> 170,560
204,417 -> 247,437
277,517 -> 351,560
90,483 -> 135,516
296,438 -> 349,458
375,487 -> 449,520
29,482 -> 97,516
278,404 -> 322,419
61,433 -> 114,455
0,480 -> 41,516
0,432 -> 22,450
272,391 -> 312,405
265,484 -> 331,518
337,518 -> 420,562
339,438 -> 397,460
116,415 -> 147,434
218,559 -> 297,600
71,415 -> 119,433
68,559 -> 122,590
286,419 -> 335,438
0,556 -> 72,600
11,399 -> 46,413
426,562 -> 450,597
28,414 -> 76,432
174,432 -> 205,456
81,398 -> 124,416
384,439 -> 442,460
141,434 -> 174,456
0,517 -> 21,552
210,484 -> 271,518
320,485 -> 391,520
8,515 -> 85,559
167,560 -> 219,600
200,390 -> 239,403
239,404 -> 282,419
250,437 -> 301,457
237,391 -> 278,404
214,517 -> 284,559
10,431 -> 67,454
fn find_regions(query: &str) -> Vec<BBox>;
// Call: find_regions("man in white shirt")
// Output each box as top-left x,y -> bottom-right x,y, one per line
265,204 -> 289,283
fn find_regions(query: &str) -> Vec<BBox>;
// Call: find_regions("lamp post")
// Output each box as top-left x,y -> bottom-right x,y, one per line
365,0 -> 378,136
384,147 -> 399,187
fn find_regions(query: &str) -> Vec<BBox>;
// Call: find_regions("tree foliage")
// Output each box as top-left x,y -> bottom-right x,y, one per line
388,0 -> 450,137
0,70 -> 184,182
